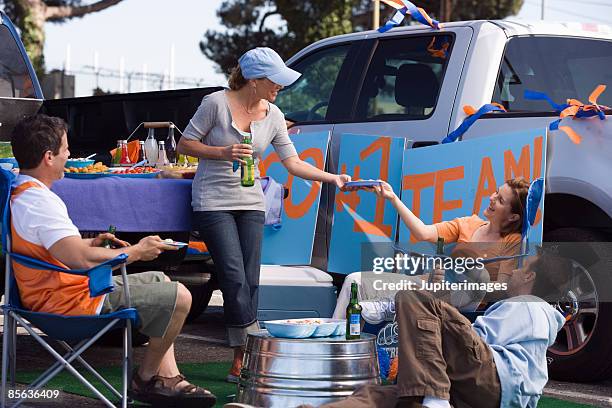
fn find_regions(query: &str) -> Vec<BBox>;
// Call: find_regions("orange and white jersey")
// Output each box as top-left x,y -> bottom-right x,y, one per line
10,175 -> 104,315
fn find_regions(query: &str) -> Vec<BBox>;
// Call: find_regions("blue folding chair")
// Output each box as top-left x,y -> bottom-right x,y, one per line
0,168 -> 139,408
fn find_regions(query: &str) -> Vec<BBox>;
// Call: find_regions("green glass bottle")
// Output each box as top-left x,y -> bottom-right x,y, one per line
240,135 -> 255,187
345,282 -> 362,340
436,237 -> 445,255
102,225 -> 116,249
428,237 -> 445,283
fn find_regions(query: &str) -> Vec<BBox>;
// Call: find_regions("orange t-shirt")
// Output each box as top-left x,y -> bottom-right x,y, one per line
10,177 -> 104,315
435,214 -> 521,281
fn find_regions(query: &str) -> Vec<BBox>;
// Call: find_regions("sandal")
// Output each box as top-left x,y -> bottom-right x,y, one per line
131,371 -> 216,407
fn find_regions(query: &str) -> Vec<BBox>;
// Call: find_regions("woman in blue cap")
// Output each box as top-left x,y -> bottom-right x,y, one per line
177,47 -> 351,382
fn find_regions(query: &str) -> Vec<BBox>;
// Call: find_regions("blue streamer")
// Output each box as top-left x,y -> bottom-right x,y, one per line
441,104 -> 505,144
523,90 -> 569,112
377,1 -> 441,33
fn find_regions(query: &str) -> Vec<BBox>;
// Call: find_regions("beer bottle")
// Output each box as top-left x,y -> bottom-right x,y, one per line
436,237 -> 445,255
345,282 -> 362,340
102,225 -> 116,249
429,237 -> 445,284
240,135 -> 255,187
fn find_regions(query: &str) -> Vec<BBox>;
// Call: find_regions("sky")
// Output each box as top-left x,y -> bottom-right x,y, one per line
40,0 -> 612,97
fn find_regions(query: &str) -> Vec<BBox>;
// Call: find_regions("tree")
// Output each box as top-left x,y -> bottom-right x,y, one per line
0,0 -> 124,76
200,0 -> 369,75
202,0 -> 523,74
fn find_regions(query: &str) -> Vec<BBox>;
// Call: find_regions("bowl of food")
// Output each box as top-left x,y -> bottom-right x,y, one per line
311,321 -> 340,337
264,319 -> 318,339
65,158 -> 95,168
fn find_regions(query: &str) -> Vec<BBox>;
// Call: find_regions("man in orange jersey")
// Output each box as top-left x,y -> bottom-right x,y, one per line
10,114 -> 215,407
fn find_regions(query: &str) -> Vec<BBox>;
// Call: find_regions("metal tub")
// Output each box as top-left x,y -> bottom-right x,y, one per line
236,331 -> 380,407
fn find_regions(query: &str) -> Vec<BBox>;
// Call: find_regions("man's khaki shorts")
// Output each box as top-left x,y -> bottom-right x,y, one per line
100,271 -> 178,338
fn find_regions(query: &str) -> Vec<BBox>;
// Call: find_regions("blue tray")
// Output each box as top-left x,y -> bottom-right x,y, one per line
64,172 -> 110,179
344,180 -> 383,188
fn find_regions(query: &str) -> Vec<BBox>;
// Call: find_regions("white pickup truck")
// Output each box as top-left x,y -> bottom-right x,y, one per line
274,20 -> 612,382
3,10 -> 611,381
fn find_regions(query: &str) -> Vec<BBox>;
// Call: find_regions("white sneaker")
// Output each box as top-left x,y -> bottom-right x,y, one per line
360,298 -> 396,325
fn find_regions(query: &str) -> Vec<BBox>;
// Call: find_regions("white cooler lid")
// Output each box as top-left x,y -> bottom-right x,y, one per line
259,265 -> 333,287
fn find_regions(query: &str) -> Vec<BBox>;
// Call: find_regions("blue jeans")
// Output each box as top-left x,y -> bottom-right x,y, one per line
193,210 -> 265,347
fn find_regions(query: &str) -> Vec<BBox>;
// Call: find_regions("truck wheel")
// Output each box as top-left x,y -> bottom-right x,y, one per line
186,283 -> 215,322
544,228 -> 612,382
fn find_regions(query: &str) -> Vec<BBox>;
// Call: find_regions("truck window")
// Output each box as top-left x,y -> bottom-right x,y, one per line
0,25 -> 36,99
493,36 -> 612,112
275,44 -> 350,123
354,35 -> 452,121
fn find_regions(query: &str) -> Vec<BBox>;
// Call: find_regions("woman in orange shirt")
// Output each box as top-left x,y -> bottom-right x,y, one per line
332,177 -> 530,320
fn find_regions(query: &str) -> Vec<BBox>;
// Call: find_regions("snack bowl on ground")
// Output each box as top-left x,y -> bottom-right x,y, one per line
311,321 -> 340,337
327,319 -> 347,336
264,320 -> 317,339
65,159 -> 95,168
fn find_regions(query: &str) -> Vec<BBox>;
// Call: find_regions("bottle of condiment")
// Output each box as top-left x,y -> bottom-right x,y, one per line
144,128 -> 158,165
112,140 -> 122,166
119,140 -> 131,166
345,282 -> 362,340
240,135 -> 255,187
138,140 -> 146,163
102,225 -> 116,249
165,125 -> 177,164
156,141 -> 169,168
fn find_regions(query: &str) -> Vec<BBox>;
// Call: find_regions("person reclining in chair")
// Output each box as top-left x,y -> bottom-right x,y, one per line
9,114 -> 215,407
333,178 -> 528,323
302,249 -> 570,408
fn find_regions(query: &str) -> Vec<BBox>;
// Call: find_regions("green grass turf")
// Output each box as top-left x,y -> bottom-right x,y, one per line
15,362 -> 595,407
16,362 -> 237,407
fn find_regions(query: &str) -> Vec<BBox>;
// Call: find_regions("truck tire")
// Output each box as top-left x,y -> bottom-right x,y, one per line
544,227 -> 612,382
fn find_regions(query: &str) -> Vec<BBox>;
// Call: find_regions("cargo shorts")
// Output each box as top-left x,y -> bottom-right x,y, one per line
100,271 -> 178,338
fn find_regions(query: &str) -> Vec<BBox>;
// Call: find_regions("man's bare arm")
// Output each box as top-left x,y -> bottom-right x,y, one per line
49,235 -> 176,270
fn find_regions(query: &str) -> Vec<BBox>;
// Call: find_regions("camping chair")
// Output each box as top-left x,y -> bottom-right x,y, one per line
0,168 -> 139,408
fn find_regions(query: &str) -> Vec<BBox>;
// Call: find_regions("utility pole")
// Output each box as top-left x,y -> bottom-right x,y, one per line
373,0 -> 380,30
541,0 -> 545,20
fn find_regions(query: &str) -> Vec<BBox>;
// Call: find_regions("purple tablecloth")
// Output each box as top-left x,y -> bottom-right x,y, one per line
52,177 -> 193,232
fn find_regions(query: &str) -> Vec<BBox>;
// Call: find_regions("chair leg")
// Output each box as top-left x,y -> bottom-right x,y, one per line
8,318 -> 15,387
122,321 -> 133,408
1,311 -> 11,408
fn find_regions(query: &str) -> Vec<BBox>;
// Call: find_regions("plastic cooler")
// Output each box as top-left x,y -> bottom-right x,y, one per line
257,265 -> 337,322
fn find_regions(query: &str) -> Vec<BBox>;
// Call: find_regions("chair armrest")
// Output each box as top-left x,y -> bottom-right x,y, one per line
9,253 -> 129,297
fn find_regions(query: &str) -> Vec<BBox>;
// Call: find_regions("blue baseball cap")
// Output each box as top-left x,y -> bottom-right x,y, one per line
238,47 -> 301,87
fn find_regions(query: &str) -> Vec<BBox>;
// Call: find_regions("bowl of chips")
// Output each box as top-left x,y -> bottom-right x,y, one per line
66,158 -> 95,168
264,319 -> 319,339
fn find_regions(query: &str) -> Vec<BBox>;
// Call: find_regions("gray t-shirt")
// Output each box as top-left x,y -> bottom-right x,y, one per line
183,90 -> 297,211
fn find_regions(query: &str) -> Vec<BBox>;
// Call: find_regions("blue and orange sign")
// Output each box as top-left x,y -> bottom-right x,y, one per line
259,131 -> 330,265
399,129 -> 547,245
328,134 -> 406,273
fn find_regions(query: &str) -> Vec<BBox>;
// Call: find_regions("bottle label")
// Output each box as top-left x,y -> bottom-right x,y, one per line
349,313 -> 361,336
